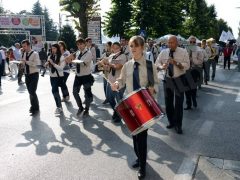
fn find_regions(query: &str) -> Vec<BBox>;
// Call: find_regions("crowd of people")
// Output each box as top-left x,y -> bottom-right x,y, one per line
0,35 -> 238,179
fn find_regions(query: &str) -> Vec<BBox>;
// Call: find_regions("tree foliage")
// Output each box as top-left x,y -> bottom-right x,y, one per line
60,25 -> 77,50
31,1 -> 58,41
103,0 -> 132,39
103,0 -> 232,41
59,0 -> 100,38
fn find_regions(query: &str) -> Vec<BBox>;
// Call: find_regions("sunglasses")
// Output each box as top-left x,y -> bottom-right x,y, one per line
190,41 -> 196,44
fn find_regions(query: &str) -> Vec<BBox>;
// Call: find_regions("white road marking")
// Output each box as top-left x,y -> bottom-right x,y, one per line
0,92 -> 47,107
235,91 -> 240,102
214,101 -> 224,110
198,121 -> 214,136
174,156 -> 198,180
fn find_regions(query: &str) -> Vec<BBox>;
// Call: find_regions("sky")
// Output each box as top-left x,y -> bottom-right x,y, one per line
1,0 -> 239,38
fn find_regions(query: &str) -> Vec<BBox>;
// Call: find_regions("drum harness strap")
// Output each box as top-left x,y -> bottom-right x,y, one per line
146,60 -> 154,87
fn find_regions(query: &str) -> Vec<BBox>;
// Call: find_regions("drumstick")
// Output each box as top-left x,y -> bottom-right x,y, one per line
99,73 -> 119,93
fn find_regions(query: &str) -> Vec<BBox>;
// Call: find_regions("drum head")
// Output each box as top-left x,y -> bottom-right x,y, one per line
130,114 -> 164,136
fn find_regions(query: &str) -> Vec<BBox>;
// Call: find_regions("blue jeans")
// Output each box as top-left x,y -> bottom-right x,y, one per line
50,77 -> 68,108
106,83 -> 125,110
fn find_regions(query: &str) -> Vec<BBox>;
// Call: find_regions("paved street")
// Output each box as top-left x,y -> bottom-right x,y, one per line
0,64 -> 240,180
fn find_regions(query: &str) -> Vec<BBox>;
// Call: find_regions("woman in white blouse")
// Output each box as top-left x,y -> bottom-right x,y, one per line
45,43 -> 69,114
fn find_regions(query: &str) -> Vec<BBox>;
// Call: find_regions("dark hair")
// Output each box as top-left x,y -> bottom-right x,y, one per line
50,43 -> 61,65
129,36 -> 145,47
58,41 -> 67,51
106,41 -> 112,47
85,37 -> 92,42
21,39 -> 31,46
112,42 -> 121,48
76,38 -> 86,44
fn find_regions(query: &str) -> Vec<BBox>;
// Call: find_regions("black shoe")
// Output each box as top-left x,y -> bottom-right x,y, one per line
184,107 -> 192,110
102,99 -> 108,104
212,77 -> 214,81
137,168 -> 146,179
113,116 -> 121,123
76,107 -> 84,116
18,81 -> 24,85
175,126 -> 183,134
193,101 -> 197,108
112,112 -> 117,120
30,109 -> 39,116
205,81 -> 208,85
132,160 -> 140,168
83,110 -> 89,117
166,124 -> 175,129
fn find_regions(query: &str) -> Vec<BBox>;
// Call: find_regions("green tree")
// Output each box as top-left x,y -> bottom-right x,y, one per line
136,0 -> 185,38
31,1 -> 58,40
103,0 -> 133,38
60,0 -> 100,38
31,0 -> 43,35
43,7 -> 58,41
60,25 -> 77,50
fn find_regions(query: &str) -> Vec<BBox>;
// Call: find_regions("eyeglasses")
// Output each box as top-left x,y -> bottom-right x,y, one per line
190,41 -> 196,44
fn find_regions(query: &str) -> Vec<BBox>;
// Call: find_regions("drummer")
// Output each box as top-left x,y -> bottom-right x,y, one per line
112,36 -> 159,179
98,42 -> 127,123
66,38 -> 94,117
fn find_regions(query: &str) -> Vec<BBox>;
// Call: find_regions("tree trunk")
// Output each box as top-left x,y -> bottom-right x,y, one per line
78,11 -> 88,38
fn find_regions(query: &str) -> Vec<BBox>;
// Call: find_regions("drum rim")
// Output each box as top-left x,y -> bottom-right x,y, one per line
115,87 -> 147,109
131,113 -> 162,136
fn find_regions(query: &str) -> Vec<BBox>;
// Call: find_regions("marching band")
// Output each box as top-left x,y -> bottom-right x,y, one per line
0,35 -> 228,179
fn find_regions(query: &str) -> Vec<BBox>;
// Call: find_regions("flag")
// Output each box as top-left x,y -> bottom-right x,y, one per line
219,31 -> 228,42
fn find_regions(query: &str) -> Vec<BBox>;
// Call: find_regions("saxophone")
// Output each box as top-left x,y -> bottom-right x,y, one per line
209,46 -> 216,60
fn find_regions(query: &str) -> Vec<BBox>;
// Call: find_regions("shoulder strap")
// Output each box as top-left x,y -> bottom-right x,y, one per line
78,50 -> 88,60
146,60 -> 154,87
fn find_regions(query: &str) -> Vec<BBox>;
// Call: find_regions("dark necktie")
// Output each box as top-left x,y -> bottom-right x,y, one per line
168,50 -> 174,77
77,52 -> 82,74
133,61 -> 140,90
189,50 -> 193,67
26,52 -> 30,74
51,55 -> 56,73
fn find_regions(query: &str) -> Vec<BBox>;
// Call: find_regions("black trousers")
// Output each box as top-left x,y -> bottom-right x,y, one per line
224,56 -> 231,69
17,64 -> 24,83
1,59 -> 6,76
73,75 -> 93,110
60,72 -> 70,98
164,79 -> 184,128
185,68 -> 199,108
50,77 -> 69,108
133,129 -> 148,169
0,64 -> 2,85
25,72 -> 39,111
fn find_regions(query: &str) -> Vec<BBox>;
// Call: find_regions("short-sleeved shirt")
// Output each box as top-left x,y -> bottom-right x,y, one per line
75,48 -> 93,77
116,56 -> 159,95
107,52 -> 127,83
155,47 -> 190,78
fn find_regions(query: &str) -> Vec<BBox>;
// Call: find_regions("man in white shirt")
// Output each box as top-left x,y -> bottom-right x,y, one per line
120,38 -> 131,60
14,43 -> 24,85
147,39 -> 159,63
185,36 -> 204,110
86,37 -> 96,64
0,47 -> 6,76
201,39 -> 211,85
20,39 -> 41,115
155,35 -> 190,134
67,38 -> 94,116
